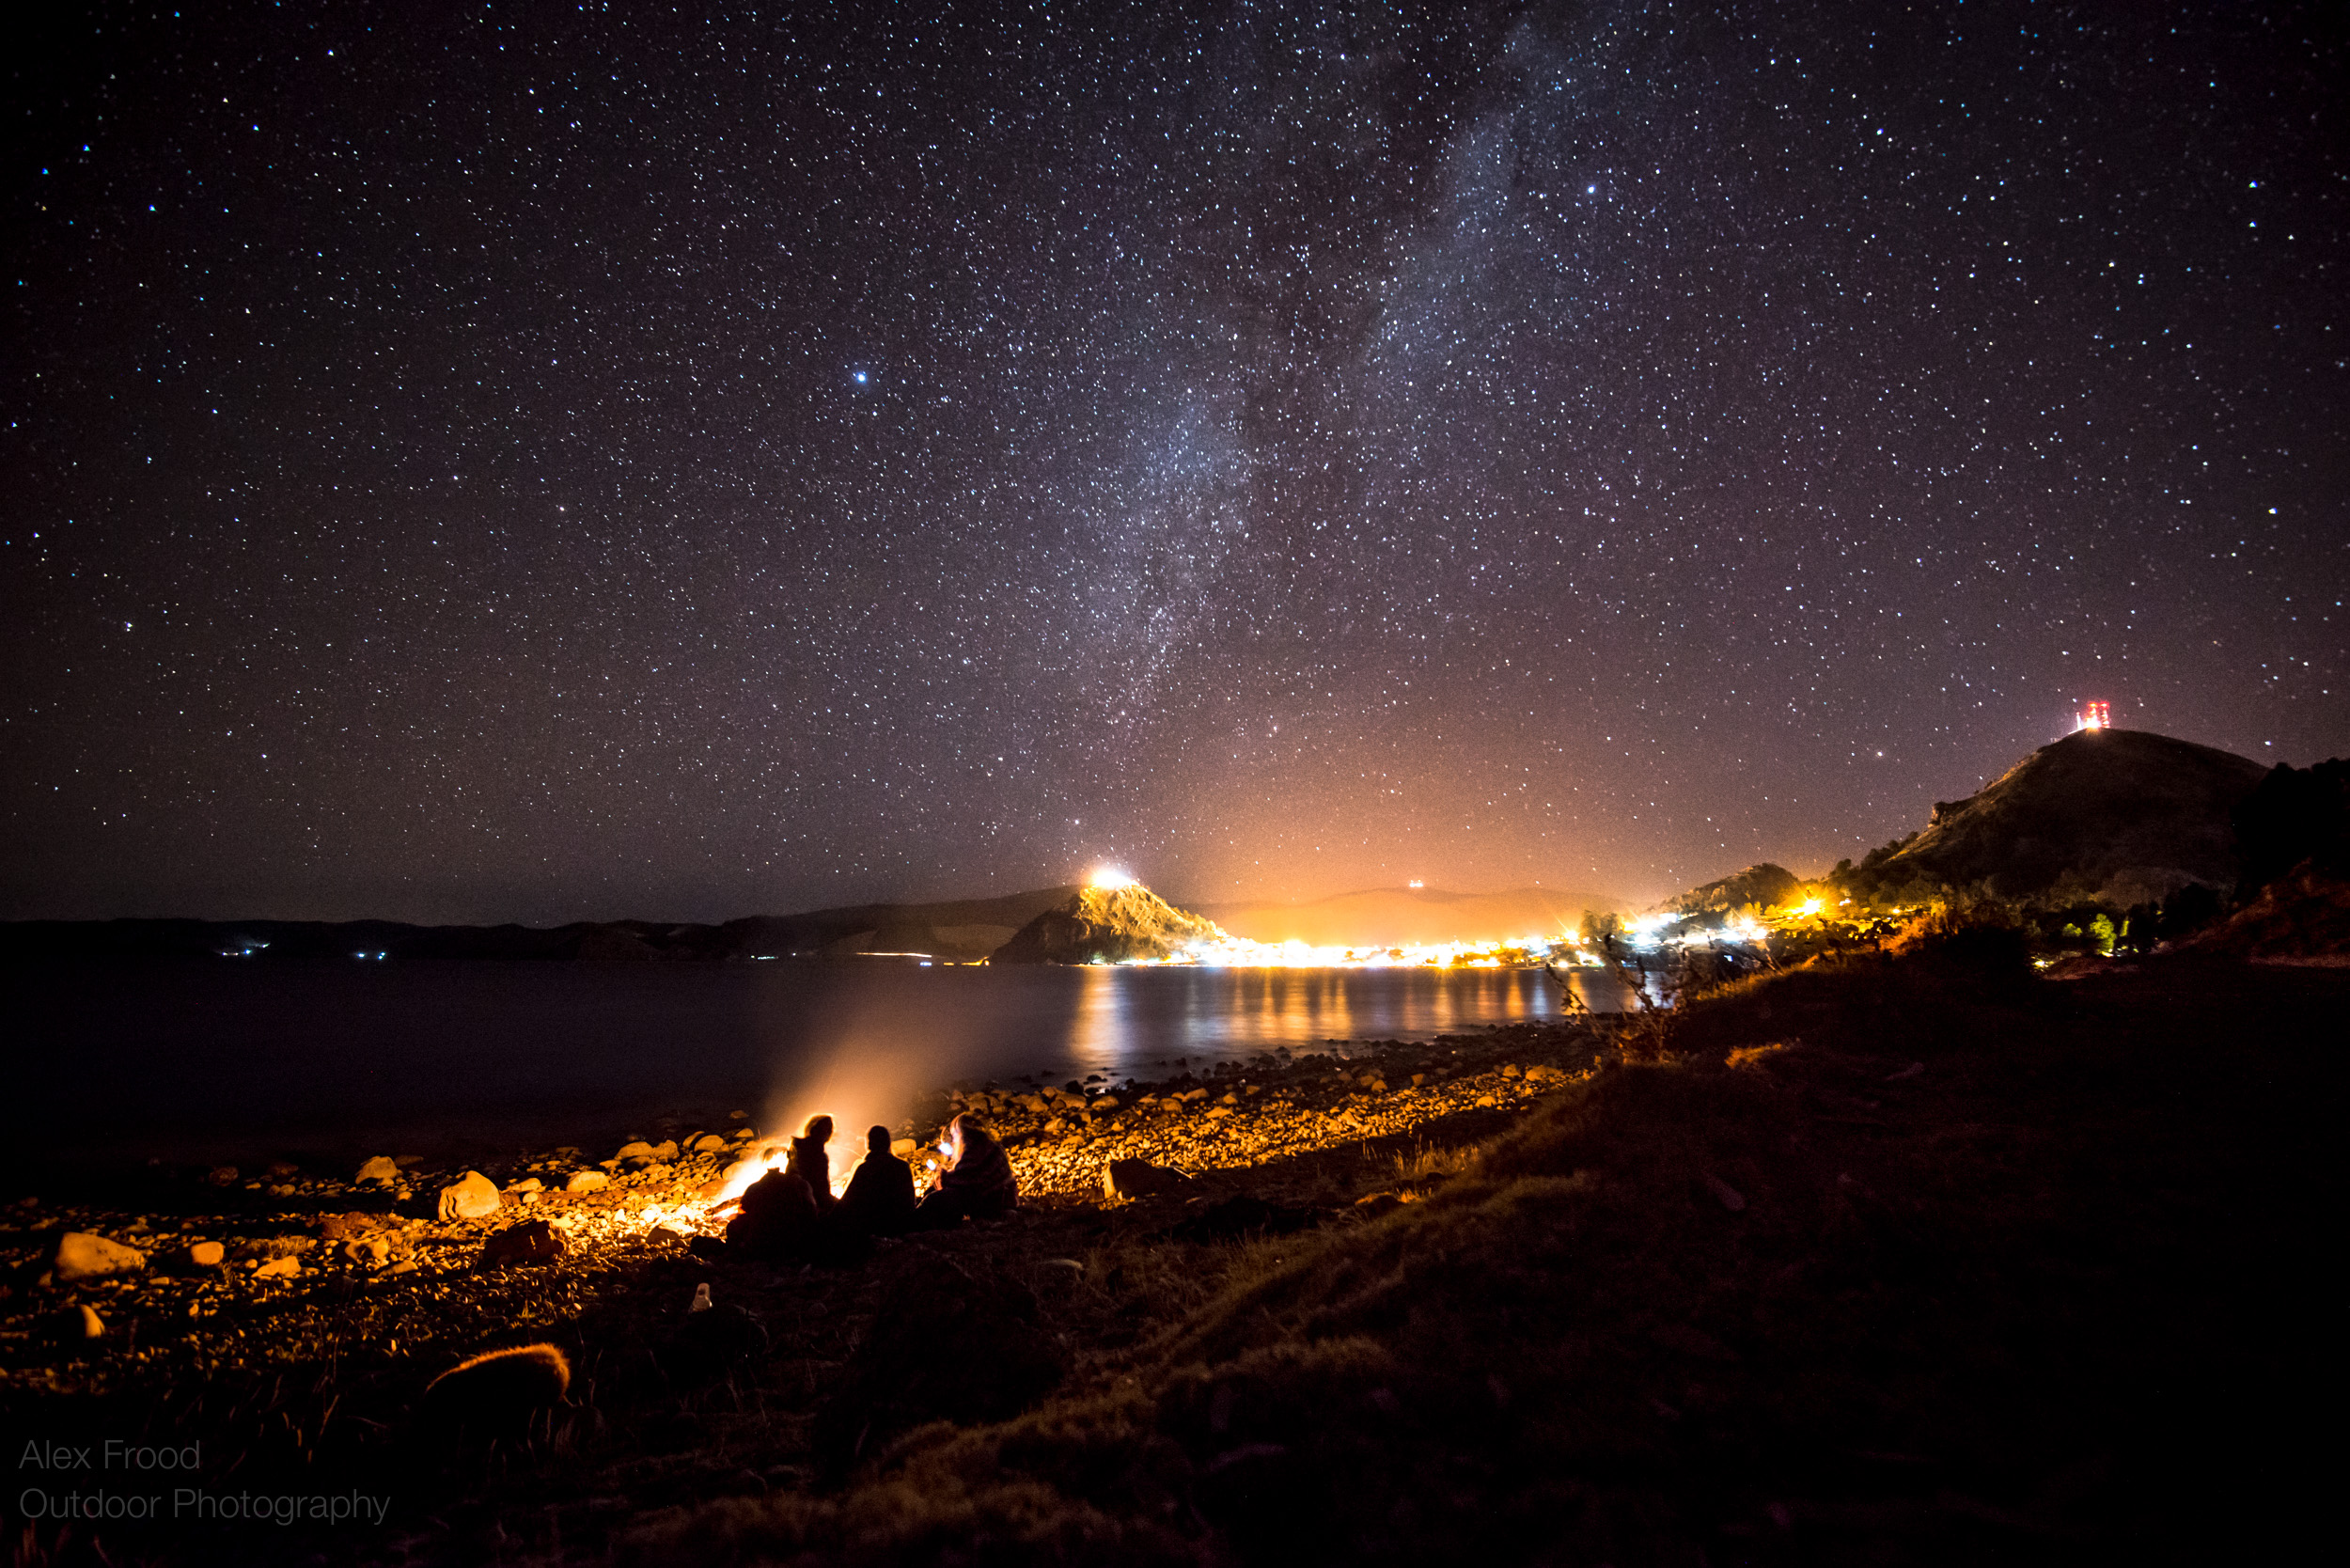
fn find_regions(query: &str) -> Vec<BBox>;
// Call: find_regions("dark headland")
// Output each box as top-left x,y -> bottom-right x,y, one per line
3,729 -> 2344,1567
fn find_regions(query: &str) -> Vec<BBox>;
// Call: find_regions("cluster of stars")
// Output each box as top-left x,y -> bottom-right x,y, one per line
1,1 -> 2340,922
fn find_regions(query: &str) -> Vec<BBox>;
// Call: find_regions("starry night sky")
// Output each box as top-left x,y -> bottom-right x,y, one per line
4,1 -> 2343,924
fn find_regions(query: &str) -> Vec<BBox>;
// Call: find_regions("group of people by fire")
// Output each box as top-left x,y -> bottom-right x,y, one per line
702,1111 -> 1018,1263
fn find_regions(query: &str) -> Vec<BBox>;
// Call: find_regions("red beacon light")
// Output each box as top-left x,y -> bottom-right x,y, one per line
2076,700 -> 2111,731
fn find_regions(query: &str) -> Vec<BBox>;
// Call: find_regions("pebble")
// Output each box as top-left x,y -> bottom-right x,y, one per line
989,1031 -> 1595,1200
565,1169 -> 611,1194
356,1155 -> 400,1184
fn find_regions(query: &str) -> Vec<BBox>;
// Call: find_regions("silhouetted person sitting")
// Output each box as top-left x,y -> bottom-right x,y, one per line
911,1113 -> 1018,1229
786,1114 -> 837,1213
726,1165 -> 819,1259
838,1124 -> 916,1236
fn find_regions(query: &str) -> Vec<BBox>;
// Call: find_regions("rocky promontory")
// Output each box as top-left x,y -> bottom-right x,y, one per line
989,883 -> 1229,964
1844,727 -> 2267,903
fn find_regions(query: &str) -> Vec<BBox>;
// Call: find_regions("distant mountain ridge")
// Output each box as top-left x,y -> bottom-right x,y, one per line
0,886 -> 1085,964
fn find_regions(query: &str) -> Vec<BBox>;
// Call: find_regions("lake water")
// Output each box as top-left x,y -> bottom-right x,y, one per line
3,961 -> 1643,1178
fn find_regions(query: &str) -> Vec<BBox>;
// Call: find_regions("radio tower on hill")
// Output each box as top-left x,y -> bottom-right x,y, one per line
2076,700 -> 2111,731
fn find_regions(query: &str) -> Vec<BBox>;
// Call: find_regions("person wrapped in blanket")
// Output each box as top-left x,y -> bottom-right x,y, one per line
911,1112 -> 1018,1228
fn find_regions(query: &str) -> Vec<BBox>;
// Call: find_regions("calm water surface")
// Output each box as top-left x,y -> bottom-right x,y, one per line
5,961 -> 1641,1172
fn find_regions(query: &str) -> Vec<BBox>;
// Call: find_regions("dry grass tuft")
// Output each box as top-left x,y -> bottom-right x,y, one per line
1386,1139 -> 1480,1186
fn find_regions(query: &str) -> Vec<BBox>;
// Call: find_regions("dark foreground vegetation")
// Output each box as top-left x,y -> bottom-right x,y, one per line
6,928 -> 2337,1566
636,946 -> 2330,1568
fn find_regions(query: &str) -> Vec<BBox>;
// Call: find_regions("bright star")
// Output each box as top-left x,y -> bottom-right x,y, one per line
852,370 -> 869,384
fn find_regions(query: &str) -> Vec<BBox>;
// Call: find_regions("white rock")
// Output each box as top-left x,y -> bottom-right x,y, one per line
436,1170 -> 502,1221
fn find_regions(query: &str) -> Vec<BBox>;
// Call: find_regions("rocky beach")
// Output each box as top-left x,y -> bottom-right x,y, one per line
4,932 -> 2340,1566
1,1016 -> 1611,1560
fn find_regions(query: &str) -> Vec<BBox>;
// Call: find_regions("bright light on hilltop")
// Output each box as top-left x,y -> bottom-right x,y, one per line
1089,867 -> 1136,890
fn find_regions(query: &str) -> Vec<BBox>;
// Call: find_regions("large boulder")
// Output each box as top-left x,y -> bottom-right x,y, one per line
478,1218 -> 567,1268
1104,1159 -> 1194,1201
422,1343 -> 572,1432
48,1232 -> 147,1283
355,1155 -> 400,1184
437,1171 -> 503,1222
660,1304 -> 770,1386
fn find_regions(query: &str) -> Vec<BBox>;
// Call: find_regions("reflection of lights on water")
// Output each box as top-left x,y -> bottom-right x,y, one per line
1136,933 -> 1588,969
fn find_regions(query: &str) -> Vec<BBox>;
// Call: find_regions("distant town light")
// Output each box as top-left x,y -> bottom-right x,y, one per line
1407,879 -> 1425,889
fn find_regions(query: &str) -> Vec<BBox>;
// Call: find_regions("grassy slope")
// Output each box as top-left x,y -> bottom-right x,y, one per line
632,949 -> 2336,1567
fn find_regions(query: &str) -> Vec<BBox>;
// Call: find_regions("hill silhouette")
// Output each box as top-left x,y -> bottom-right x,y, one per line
1847,728 -> 2268,902
1199,885 -> 1622,948
990,884 -> 1228,964
0,887 -> 1084,964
